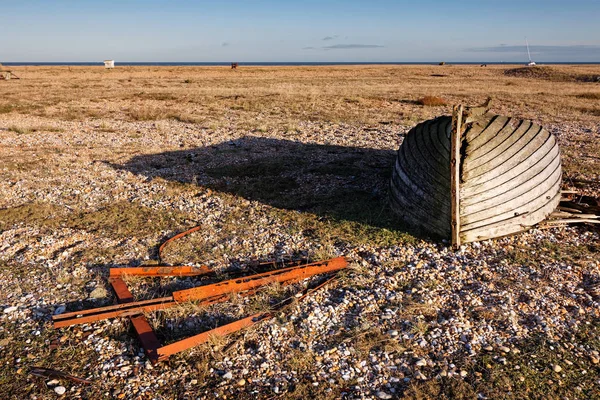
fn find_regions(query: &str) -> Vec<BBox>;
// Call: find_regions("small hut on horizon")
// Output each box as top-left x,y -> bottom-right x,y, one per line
104,60 -> 115,69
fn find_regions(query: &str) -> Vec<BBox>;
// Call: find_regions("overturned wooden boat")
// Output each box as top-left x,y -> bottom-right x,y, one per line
390,103 -> 562,245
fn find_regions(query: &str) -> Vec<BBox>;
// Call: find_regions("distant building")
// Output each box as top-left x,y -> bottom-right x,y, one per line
104,60 -> 115,69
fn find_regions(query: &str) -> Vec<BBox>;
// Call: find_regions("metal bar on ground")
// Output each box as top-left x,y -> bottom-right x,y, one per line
172,257 -> 347,303
157,313 -> 271,361
110,277 -> 162,364
110,265 -> 212,277
53,300 -> 176,328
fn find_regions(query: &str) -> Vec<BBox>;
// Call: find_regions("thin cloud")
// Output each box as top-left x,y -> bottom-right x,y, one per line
302,46 -> 315,50
221,42 -> 230,47
466,44 -> 600,54
322,35 -> 338,41
323,44 -> 383,50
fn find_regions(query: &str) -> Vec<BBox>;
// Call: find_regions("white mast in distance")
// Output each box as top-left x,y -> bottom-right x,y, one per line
526,38 -> 536,66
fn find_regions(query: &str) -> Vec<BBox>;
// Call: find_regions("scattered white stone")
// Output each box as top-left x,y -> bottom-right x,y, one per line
553,364 -> 562,373
376,391 -> 393,399
54,386 -> 66,395
3,306 -> 17,314
415,358 -> 427,367
222,371 -> 233,380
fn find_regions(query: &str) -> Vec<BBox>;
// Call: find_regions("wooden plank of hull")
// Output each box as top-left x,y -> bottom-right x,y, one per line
389,117 -> 452,237
464,125 -> 549,181
461,169 -> 562,230
390,160 -> 451,235
461,152 -> 561,214
465,119 -> 534,169
461,135 -> 558,198
410,119 -> 451,191
460,191 -> 561,243
399,130 -> 450,201
465,115 -> 509,148
389,108 -> 562,244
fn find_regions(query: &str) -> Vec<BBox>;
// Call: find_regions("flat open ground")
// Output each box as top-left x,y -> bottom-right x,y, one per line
0,65 -> 599,399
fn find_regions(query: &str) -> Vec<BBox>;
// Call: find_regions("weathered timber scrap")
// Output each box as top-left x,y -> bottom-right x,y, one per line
390,105 -> 562,244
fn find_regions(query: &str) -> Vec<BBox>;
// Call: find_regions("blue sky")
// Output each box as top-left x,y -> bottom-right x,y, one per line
2,0 -> 600,62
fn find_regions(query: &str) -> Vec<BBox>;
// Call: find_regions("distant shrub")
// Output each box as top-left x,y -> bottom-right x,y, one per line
129,106 -> 165,121
576,93 -> 600,100
418,96 -> 447,106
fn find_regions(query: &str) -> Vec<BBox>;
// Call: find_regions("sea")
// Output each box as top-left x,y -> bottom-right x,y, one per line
2,61 -> 598,67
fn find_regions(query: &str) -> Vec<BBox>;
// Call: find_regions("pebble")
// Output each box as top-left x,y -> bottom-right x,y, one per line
415,358 -> 427,367
553,364 -> 562,373
54,386 -> 66,395
3,306 -> 17,314
376,391 -> 393,399
223,371 -> 233,380
89,287 -> 107,299
414,371 -> 427,380
53,305 -> 66,315
499,346 -> 511,353
237,379 -> 246,386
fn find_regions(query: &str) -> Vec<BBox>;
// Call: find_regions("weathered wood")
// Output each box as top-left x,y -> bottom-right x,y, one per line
462,137 -> 558,197
460,192 -> 561,242
461,155 -> 561,213
389,107 -> 562,244
451,105 -> 463,247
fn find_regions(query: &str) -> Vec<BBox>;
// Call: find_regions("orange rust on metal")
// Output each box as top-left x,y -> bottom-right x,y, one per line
158,274 -> 341,360
130,315 -> 161,363
110,277 -> 134,303
110,277 -> 161,363
157,312 -> 270,360
172,257 -> 347,303
53,300 -> 176,328
110,265 -> 212,277
53,296 -> 174,321
158,225 -> 202,260
53,257 -> 347,362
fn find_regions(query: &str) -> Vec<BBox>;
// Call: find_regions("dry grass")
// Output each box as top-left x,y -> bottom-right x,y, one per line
1,64 -> 599,399
417,96 -> 447,106
575,92 -> 600,100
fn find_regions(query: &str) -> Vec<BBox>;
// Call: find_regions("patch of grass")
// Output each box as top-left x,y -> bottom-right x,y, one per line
169,112 -> 202,123
417,96 -> 447,106
575,92 -> 600,100
579,107 -> 600,116
128,106 -> 166,121
7,125 -> 31,135
0,201 -> 191,238
0,202 -> 63,231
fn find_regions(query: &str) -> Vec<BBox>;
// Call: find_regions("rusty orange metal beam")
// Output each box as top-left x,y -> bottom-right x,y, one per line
110,277 -> 162,364
53,258 -> 347,328
109,265 -> 212,277
173,257 -> 347,303
158,226 -> 202,260
157,275 -> 341,360
157,312 -> 271,361
53,300 -> 176,328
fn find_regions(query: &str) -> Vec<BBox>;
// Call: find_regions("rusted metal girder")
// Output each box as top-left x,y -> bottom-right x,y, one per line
53,257 -> 347,328
110,265 -> 212,277
172,257 -> 347,302
110,277 -> 162,363
52,257 -> 347,361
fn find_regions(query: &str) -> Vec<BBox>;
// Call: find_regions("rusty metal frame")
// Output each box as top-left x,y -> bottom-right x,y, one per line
53,257 -> 347,363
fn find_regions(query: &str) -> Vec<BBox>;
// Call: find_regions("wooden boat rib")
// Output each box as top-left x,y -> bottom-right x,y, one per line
390,105 -> 562,244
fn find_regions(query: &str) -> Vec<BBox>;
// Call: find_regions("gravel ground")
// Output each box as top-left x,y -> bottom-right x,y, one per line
1,66 -> 599,399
